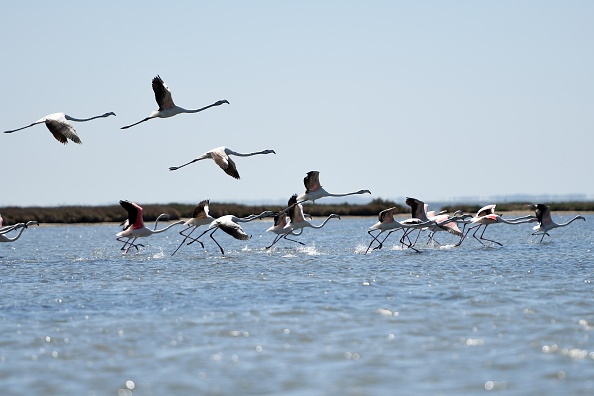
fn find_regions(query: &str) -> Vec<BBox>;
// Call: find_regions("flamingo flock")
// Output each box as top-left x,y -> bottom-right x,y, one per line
1,75 -> 587,253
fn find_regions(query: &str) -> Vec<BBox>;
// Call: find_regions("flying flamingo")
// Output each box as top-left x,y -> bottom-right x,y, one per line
121,75 -> 229,129
529,203 -> 585,242
116,200 -> 184,253
264,211 -> 305,249
0,215 -> 39,242
169,146 -> 276,179
3,111 -> 116,144
171,199 -> 215,255
188,210 -> 275,255
462,204 -> 536,247
297,171 -> 371,203
365,207 -> 434,254
282,195 -> 341,242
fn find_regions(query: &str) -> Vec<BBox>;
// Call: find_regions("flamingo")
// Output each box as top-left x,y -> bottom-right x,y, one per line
3,111 -> 116,144
171,199 -> 215,255
426,210 -> 472,246
403,197 -> 455,249
462,204 -> 536,247
283,195 -> 341,242
264,211 -> 305,249
121,75 -> 229,129
169,146 -> 276,179
0,217 -> 39,243
529,204 -> 585,242
116,200 -> 184,253
297,171 -> 371,203
365,207 -> 435,253
188,210 -> 275,255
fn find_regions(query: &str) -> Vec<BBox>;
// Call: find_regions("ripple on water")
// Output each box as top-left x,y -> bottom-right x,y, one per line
0,219 -> 593,395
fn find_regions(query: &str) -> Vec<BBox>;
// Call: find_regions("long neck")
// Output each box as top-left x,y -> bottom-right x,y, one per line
185,102 -> 223,113
66,113 -> 111,122
152,220 -> 184,234
328,190 -> 371,197
1,227 -> 26,242
327,191 -> 364,198
228,150 -> 270,157
153,214 -> 170,230
310,215 -> 338,229
237,211 -> 270,222
558,216 -> 584,227
500,216 -> 535,225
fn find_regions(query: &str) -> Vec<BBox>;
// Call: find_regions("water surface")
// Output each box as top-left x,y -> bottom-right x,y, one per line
1,216 -> 593,395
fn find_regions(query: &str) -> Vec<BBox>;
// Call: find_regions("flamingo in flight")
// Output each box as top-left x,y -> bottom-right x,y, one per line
462,204 -> 536,247
297,171 -> 371,203
3,111 -> 115,144
282,194 -> 341,243
121,75 -> 229,129
171,199 -> 215,255
0,215 -> 39,243
188,210 -> 275,255
169,146 -> 276,179
529,203 -> 585,242
116,200 -> 184,253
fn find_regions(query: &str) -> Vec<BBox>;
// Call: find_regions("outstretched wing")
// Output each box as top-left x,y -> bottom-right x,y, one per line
304,171 -> 321,193
532,203 -> 552,226
193,199 -> 210,219
476,204 -> 496,218
152,75 -> 176,110
119,200 -> 143,229
45,119 -> 81,144
405,197 -> 426,220
378,207 -> 397,223
210,150 -> 240,179
218,221 -> 250,240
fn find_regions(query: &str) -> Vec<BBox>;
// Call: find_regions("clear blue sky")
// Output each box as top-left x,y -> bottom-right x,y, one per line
2,1 -> 593,207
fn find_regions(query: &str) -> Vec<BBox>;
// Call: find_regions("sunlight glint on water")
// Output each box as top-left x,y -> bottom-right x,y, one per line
0,216 -> 593,395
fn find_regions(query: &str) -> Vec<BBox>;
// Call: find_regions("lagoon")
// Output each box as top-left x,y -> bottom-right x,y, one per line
1,216 -> 593,395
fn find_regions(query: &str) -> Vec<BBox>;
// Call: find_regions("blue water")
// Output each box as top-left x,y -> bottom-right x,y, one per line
1,216 -> 593,395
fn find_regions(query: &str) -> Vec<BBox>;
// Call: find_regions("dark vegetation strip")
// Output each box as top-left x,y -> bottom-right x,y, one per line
1,199 -> 593,225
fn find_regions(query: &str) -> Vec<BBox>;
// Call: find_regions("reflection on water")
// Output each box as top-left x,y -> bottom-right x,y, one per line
1,216 -> 593,395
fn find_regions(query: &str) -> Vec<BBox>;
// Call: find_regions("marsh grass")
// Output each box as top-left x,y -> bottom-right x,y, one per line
1,199 -> 592,225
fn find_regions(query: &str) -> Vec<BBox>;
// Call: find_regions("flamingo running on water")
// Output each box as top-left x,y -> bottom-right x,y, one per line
171,199 -> 215,255
116,200 -> 184,253
426,210 -> 472,246
264,210 -> 305,249
462,204 -> 536,247
297,171 -> 371,203
529,203 -> 585,242
187,210 -> 274,255
169,146 -> 276,179
3,112 -> 115,144
365,207 -> 434,254
282,195 -> 340,245
121,75 -> 229,129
